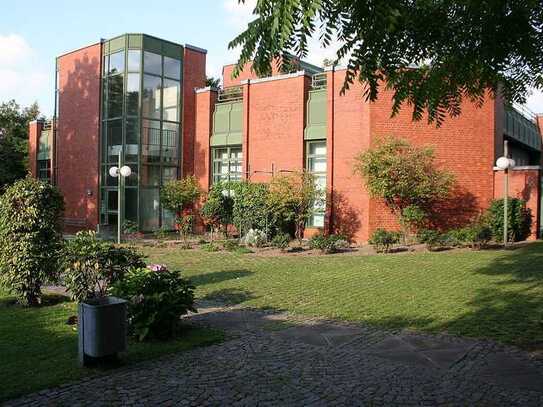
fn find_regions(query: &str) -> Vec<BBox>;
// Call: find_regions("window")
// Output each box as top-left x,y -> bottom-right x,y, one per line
141,119 -> 161,163
109,51 -> 125,75
162,122 -> 179,164
38,160 -> 51,181
107,75 -> 124,118
105,119 -> 122,163
125,119 -> 139,163
144,51 -> 162,76
306,141 -> 327,228
142,74 -> 161,119
162,79 -> 179,121
127,50 -> 141,72
126,73 -> 140,116
163,56 -> 181,80
212,146 -> 242,184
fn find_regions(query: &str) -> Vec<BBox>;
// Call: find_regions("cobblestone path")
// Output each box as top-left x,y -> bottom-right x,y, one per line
7,305 -> 543,406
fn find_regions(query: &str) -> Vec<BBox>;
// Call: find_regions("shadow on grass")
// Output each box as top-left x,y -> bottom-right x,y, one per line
190,269 -> 253,287
200,288 -> 257,306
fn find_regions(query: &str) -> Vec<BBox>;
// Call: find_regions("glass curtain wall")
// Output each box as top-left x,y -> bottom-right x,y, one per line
100,35 -> 183,232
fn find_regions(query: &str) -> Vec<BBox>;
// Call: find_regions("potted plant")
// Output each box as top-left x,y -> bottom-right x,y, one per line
62,231 -> 146,365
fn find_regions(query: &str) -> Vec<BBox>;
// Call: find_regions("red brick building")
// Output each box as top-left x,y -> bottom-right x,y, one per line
29,34 -> 543,242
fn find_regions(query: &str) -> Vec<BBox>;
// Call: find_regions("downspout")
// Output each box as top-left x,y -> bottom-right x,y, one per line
328,67 -> 335,234
243,79 -> 251,179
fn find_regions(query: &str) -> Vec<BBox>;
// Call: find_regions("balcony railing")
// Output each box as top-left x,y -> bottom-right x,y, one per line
218,86 -> 243,103
311,73 -> 327,90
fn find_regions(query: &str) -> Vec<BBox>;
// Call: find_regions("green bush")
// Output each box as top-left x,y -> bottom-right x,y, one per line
63,231 -> 146,302
111,265 -> 196,341
200,182 -> 234,237
309,234 -> 349,254
486,198 -> 531,243
369,229 -> 401,253
0,177 -> 64,305
417,229 -> 450,251
223,240 -> 239,251
201,242 -> 220,252
230,182 -> 274,236
446,223 -> 492,249
271,232 -> 291,251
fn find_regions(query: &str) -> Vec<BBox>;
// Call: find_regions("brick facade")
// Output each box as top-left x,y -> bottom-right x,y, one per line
29,35 -> 542,242
56,43 -> 102,231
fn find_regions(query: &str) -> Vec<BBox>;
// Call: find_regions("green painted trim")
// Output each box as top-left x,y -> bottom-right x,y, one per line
304,125 -> 327,140
128,34 -> 142,49
108,36 -> 125,54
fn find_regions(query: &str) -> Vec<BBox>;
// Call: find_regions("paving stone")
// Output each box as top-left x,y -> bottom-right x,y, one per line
6,306 -> 543,406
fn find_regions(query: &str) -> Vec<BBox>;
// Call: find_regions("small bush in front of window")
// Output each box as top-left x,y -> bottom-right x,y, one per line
111,265 -> 196,341
369,229 -> 401,253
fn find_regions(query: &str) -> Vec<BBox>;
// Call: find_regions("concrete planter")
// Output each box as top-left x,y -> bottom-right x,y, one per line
78,296 -> 128,366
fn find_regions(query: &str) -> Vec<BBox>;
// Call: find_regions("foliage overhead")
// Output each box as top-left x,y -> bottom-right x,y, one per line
0,177 -> 64,305
230,0 -> 543,124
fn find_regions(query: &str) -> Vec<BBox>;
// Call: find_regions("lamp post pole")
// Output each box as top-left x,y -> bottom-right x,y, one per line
503,141 -> 509,248
117,148 -> 123,245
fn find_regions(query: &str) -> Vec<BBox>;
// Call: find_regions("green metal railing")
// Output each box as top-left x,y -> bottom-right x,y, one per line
505,104 -> 542,151
218,86 -> 243,103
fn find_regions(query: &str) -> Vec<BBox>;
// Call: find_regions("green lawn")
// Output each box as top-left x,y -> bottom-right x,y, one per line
145,242 -> 543,347
0,291 -> 223,402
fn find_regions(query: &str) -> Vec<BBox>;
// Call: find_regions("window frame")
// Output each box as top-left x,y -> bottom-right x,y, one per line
305,140 -> 327,228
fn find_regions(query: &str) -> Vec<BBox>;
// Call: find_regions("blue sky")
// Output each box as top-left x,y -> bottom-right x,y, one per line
1,0 -> 542,117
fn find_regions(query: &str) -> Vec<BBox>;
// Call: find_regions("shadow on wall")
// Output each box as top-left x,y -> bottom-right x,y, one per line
330,191 -> 361,242
58,53 -> 101,231
427,185 -> 480,231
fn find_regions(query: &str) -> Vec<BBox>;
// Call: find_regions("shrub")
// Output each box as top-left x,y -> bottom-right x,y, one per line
201,182 -> 234,239
0,177 -> 64,305
230,182 -> 274,237
223,239 -> 239,251
242,228 -> 267,247
369,229 -> 401,253
201,242 -> 220,252
309,234 -> 349,254
417,229 -> 450,251
486,198 -> 531,243
447,224 -> 492,249
271,232 -> 291,251
111,265 -> 196,341
63,231 -> 146,302
161,177 -> 201,244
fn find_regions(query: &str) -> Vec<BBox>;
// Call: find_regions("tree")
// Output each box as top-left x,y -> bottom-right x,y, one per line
0,177 -> 64,306
229,1 -> 543,124
267,171 -> 321,244
205,77 -> 221,89
0,100 -> 41,189
160,176 -> 201,245
354,137 -> 453,234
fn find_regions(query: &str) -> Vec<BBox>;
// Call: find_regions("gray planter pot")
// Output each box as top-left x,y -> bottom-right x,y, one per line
78,296 -> 128,366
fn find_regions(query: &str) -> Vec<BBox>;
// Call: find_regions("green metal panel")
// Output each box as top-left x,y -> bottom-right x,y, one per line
162,41 -> 183,60
128,34 -> 142,49
142,35 -> 162,54
108,35 -> 126,54
212,101 -> 243,146
304,89 -> 327,140
504,107 -> 542,151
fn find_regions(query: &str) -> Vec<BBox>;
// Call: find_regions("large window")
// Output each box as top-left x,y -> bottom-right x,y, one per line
306,141 -> 327,228
212,146 -> 242,184
100,35 -> 183,232
37,129 -> 51,181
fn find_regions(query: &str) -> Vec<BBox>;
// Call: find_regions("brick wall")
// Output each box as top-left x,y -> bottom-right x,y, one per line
28,120 -> 42,178
56,43 -> 102,231
223,59 -> 290,88
494,168 -> 540,239
182,47 -> 207,177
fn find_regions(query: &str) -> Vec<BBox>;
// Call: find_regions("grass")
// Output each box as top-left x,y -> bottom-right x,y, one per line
0,291 -> 223,402
144,242 -> 543,347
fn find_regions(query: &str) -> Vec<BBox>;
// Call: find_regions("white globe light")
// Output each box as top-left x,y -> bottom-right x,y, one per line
109,166 -> 119,178
120,166 -> 132,177
509,158 -> 516,169
496,157 -> 511,170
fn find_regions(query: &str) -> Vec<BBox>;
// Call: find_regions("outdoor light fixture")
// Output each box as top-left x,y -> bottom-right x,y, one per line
495,140 -> 515,248
109,150 -> 132,244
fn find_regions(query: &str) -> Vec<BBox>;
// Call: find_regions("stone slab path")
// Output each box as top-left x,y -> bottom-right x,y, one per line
7,304 -> 543,406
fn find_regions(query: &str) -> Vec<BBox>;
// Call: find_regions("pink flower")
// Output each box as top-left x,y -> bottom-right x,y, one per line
148,264 -> 168,272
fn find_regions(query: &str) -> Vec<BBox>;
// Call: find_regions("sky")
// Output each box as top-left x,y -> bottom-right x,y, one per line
1,0 -> 542,117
